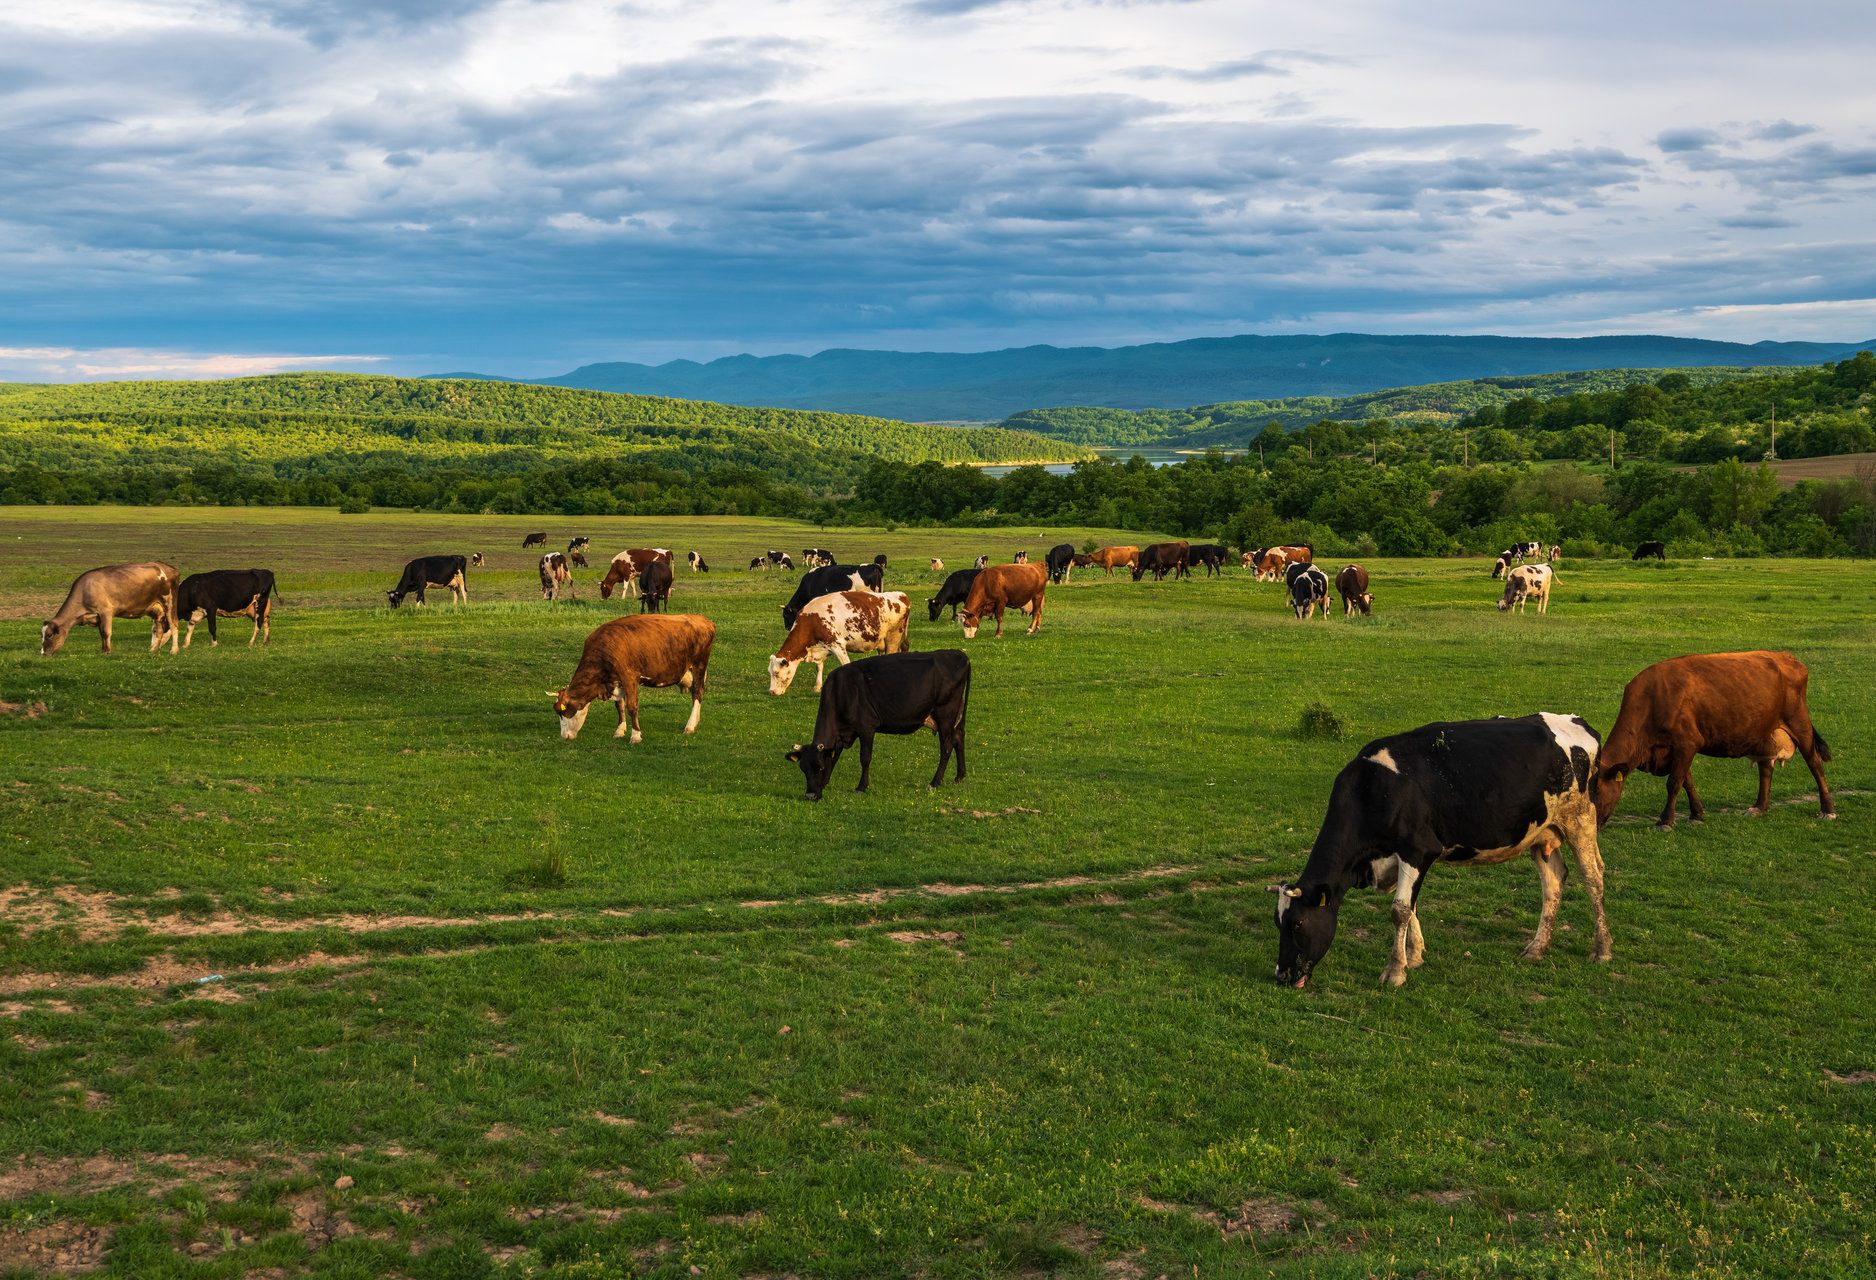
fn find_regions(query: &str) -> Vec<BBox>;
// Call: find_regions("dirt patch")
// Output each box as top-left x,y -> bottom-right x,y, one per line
0,1152 -> 303,1203
938,806 -> 1043,818
2,999 -> 76,1017
1415,1188 -> 1475,1205
1824,1069 -> 1876,1084
1224,1199 -> 1297,1235
0,699 -> 49,719
0,950 -> 365,997
0,1220 -> 112,1273
707,1209 -> 764,1227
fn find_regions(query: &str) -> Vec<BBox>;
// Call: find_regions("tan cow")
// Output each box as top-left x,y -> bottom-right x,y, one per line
1090,546 -> 1139,575
768,590 -> 912,695
41,562 -> 179,656
1497,564 -> 1553,614
959,562 -> 1048,638
1594,651 -> 1834,830
929,558 -> 945,572
599,548 -> 673,599
549,613 -> 715,743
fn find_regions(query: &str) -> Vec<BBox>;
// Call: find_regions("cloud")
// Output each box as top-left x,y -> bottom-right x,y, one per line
0,348 -> 387,381
1655,128 -> 1720,153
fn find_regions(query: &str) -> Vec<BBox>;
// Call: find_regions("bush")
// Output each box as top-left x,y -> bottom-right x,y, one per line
1561,538 -> 1601,559
1298,700 -> 1348,741
1373,513 -> 1452,557
337,496 -> 370,514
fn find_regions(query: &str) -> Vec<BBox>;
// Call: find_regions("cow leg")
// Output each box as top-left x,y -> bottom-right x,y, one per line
683,687 -> 702,734
1522,834 -> 1568,959
1027,595 -> 1042,636
1381,861 -> 1425,987
929,719 -> 953,789
99,614 -> 114,654
248,599 -> 263,646
1405,911 -> 1426,968
1801,747 -> 1836,819
855,732 -> 874,792
992,606 -> 1004,638
207,610 -> 219,646
1563,821 -> 1614,962
1750,760 -> 1775,817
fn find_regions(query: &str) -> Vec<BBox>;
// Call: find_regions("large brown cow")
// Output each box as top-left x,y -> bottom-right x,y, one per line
1594,651 -> 1834,831
1335,564 -> 1372,616
599,548 -> 674,599
41,562 -> 179,656
1253,548 -> 1291,582
768,590 -> 912,694
1131,541 -> 1190,582
958,562 -> 1048,638
549,614 -> 715,743
1090,546 -> 1138,575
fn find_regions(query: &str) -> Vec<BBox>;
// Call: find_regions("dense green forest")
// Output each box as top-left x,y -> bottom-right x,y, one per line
1004,358 -> 1874,454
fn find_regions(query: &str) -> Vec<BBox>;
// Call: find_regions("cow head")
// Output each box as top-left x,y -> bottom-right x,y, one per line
1353,593 -> 1373,616
1592,763 -> 1630,827
767,654 -> 802,696
547,690 -> 591,739
38,619 -> 70,656
385,590 -> 406,608
1269,882 -> 1340,987
786,742 -> 839,800
927,597 -> 944,623
957,607 -> 983,640
600,578 -> 616,600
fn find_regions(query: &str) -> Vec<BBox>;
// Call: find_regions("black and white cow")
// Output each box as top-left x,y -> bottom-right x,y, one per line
387,555 -> 469,608
927,567 -> 984,622
786,651 -> 970,800
568,536 -> 590,554
873,554 -> 888,568
781,563 -> 887,629
687,551 -> 707,573
1511,540 -> 1542,563
767,550 -> 790,568
750,556 -> 766,570
974,554 -> 989,570
177,569 -> 278,647
1012,549 -> 1029,564
1492,553 -> 1513,580
1269,713 -> 1611,989
1286,562 -> 1329,620
804,548 -> 834,567
1044,543 -> 1076,585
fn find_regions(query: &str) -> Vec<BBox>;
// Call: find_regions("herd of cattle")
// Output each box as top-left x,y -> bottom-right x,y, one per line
34,537 -> 1840,994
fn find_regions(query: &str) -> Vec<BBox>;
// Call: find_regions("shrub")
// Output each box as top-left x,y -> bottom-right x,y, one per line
1561,538 -> 1601,559
1298,700 -> 1348,741
337,496 -> 370,514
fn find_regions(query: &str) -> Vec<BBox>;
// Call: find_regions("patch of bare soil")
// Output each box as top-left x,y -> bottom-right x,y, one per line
0,1152 -> 307,1203
0,699 -> 49,719
1415,1188 -> 1475,1205
1824,1069 -> 1876,1084
0,950 -> 366,997
0,1220 -> 112,1273
1223,1199 -> 1298,1236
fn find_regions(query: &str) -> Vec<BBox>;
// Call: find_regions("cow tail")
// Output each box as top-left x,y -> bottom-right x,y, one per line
1812,728 -> 1832,762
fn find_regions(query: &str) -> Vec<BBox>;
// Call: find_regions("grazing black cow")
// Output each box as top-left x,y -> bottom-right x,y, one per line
638,558 -> 674,613
927,567 -> 984,622
1188,544 -> 1228,577
387,555 -> 469,608
177,569 -> 278,647
1044,543 -> 1076,584
1269,713 -> 1611,988
1287,562 -> 1329,620
1633,541 -> 1666,561
781,563 -> 886,629
522,532 -> 547,549
786,651 -> 970,800
568,536 -> 590,553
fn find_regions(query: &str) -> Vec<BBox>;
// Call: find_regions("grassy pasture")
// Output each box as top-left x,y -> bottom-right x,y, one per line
1,506 -> 1873,1280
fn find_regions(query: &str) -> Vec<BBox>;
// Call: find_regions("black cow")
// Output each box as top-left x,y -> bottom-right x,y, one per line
1287,562 -> 1329,619
387,555 -> 469,608
781,563 -> 886,629
1132,542 -> 1189,582
177,569 -> 278,647
1632,541 -> 1666,561
1188,544 -> 1228,577
786,651 -> 970,800
873,554 -> 888,568
927,567 -> 984,622
1044,543 -> 1076,585
1270,713 -> 1611,988
522,532 -> 547,549
638,558 -> 674,613
568,549 -> 589,568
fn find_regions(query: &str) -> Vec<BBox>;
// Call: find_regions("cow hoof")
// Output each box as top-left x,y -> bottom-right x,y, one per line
1823,811 -> 1838,820
628,732 -> 643,745
1654,821 -> 1675,833
1689,816 -> 1704,825
1519,944 -> 1548,961
1380,968 -> 1407,988
1746,806 -> 1767,817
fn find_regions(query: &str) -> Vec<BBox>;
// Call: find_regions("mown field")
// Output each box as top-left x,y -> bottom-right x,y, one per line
2,507 -> 1873,1280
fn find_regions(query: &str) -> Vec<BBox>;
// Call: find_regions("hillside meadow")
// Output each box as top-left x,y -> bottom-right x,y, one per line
1,507 -> 1873,1279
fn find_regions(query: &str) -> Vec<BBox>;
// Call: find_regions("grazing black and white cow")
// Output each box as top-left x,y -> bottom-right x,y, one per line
638,558 -> 674,613
1269,713 -> 1611,989
1188,544 -> 1228,577
687,551 -> 705,573
1044,543 -> 1076,585
470,553 -> 486,568
540,552 -> 573,601
1286,562 -> 1329,620
927,567 -> 983,622
522,532 -> 547,549
1492,553 -> 1513,580
568,536 -> 590,554
767,550 -> 789,567
803,548 -> 833,567
1632,541 -> 1666,561
974,554 -> 989,570
387,555 -> 469,608
780,563 -> 886,630
1547,544 -> 1562,564
873,554 -> 888,568
750,556 -> 766,570
177,569 -> 278,647
786,651 -> 970,800
1012,549 -> 1029,564
1511,540 -> 1542,563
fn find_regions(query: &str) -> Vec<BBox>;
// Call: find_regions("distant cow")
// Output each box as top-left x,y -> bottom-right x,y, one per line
40,562 -> 180,656
470,553 -> 486,568
1510,540 -> 1542,563
787,651 -> 971,800
1242,549 -> 1261,569
549,614 -> 714,743
929,558 -> 944,572
781,563 -> 886,630
568,536 -> 590,553
638,558 -> 674,613
1498,564 -> 1553,615
1548,544 -> 1562,564
873,554 -> 888,569
1091,546 -> 1138,575
769,590 -> 912,695
778,554 -> 795,571
974,554 -> 989,570
1270,713 -> 1610,988
540,552 -> 573,601
1287,562 -> 1329,620
1253,548 -> 1287,582
803,548 -> 833,567
1492,553 -> 1513,580
768,550 -> 789,567
1045,543 -> 1076,585
750,556 -> 765,570
1133,541 -> 1190,582
693,556 -> 709,573
959,562 -> 1048,639
600,548 -> 674,600
927,567 -> 983,622
1012,550 -> 1029,564
1070,553 -> 1095,570
1335,564 -> 1371,617
568,549 -> 589,568
1633,541 -> 1666,561
387,555 -> 468,608
178,569 -> 277,647
522,532 -> 547,549
1594,651 -> 1834,831
1188,544 -> 1228,577
688,551 -> 704,573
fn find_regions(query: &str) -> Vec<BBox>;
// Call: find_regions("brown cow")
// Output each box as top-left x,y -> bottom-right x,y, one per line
1253,548 -> 1290,582
768,590 -> 912,694
599,548 -> 674,599
1132,541 -> 1190,582
41,562 -> 179,656
539,552 -> 573,601
1594,651 -> 1834,831
1335,564 -> 1372,616
958,562 -> 1048,638
548,613 -> 715,743
1090,546 -> 1138,575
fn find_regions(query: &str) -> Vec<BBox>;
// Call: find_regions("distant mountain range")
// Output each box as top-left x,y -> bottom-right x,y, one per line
430,332 -> 1876,422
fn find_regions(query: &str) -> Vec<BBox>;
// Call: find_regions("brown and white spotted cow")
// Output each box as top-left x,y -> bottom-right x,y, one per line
599,548 -> 674,599
40,562 -> 180,656
549,613 -> 715,743
539,552 -> 573,600
1253,548 -> 1290,582
768,590 -> 913,695
958,562 -> 1048,639
1090,546 -> 1138,576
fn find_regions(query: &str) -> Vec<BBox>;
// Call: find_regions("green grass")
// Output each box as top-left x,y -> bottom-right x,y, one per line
2,507 -> 1873,1279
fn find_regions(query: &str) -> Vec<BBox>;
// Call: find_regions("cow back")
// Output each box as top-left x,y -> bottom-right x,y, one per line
962,562 -> 1048,614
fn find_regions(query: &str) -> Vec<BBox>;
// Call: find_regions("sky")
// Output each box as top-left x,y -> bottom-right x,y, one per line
1,0 -> 1873,381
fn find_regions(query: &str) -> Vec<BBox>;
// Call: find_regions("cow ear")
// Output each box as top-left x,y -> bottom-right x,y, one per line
1285,886 -> 1304,899
545,690 -> 561,697
784,749 -> 801,763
